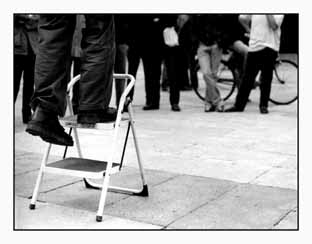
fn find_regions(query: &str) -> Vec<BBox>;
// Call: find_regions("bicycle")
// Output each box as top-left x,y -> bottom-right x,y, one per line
192,51 -> 298,105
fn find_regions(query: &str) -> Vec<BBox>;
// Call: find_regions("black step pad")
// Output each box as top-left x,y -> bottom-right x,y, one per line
47,157 -> 119,172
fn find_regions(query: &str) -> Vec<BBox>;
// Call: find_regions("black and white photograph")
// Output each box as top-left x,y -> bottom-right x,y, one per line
5,0 -> 308,240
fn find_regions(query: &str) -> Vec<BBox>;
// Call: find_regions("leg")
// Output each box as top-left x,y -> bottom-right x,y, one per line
230,40 -> 249,88
14,55 -> 25,103
161,60 -> 169,91
78,14 -> 115,112
259,48 -> 277,109
197,44 -> 221,108
166,46 -> 180,107
178,47 -> 192,90
31,14 -> 76,116
26,15 -> 76,146
127,45 -> 141,100
22,53 -> 35,123
234,51 -> 261,110
189,47 -> 199,89
114,44 -> 128,107
209,44 -> 223,106
141,48 -> 161,108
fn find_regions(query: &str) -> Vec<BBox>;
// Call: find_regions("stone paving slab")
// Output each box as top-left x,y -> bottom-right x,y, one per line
14,150 -> 60,175
250,166 -> 297,190
15,197 -> 161,230
133,154 -> 270,183
15,169 -> 81,198
37,167 -> 177,212
103,175 -> 238,227
167,183 -> 297,229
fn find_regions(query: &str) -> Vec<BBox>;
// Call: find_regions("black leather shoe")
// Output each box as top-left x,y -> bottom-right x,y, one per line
26,106 -> 73,146
77,107 -> 117,124
223,105 -> 244,112
171,104 -> 181,112
204,104 -> 216,112
260,106 -> 269,114
142,104 -> 159,110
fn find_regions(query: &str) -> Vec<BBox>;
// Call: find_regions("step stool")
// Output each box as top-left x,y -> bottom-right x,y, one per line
29,74 -> 148,222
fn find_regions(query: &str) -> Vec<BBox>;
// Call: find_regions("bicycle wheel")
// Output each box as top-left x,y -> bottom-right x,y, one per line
192,60 -> 236,102
269,59 -> 298,105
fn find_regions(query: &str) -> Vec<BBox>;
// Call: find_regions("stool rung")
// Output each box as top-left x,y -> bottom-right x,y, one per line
60,115 -> 129,130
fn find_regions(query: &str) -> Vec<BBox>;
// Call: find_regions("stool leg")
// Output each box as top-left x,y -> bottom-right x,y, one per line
29,143 -> 52,209
96,107 -> 123,221
95,172 -> 111,222
73,127 -> 82,157
128,104 -> 147,187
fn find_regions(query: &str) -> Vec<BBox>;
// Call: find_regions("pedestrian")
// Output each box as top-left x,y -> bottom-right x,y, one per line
127,14 -> 164,110
14,14 -> 39,123
26,14 -> 116,146
223,14 -> 284,114
162,14 -> 192,111
192,14 -> 227,112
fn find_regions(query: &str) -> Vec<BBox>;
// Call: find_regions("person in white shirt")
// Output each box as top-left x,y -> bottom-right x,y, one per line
223,14 -> 284,114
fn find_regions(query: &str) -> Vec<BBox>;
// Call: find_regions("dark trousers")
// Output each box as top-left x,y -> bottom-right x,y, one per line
114,44 -> 128,107
14,54 -> 35,115
31,14 -> 115,116
189,48 -> 199,89
165,46 -> 189,105
235,47 -> 277,110
127,44 -> 162,106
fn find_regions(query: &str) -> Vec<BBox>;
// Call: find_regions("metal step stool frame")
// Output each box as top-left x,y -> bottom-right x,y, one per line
29,74 -> 148,222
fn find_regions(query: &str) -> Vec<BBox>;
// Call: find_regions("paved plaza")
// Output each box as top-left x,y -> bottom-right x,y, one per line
14,55 -> 298,230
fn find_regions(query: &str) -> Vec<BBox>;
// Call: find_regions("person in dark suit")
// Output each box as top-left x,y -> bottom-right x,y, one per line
162,14 -> 192,111
127,14 -> 164,110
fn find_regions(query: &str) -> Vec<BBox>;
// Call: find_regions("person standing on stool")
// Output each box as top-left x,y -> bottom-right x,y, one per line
223,14 -> 284,114
26,14 -> 116,146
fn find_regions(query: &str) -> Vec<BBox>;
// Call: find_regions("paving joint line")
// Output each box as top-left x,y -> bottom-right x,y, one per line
248,168 -> 272,184
106,174 -> 182,208
163,184 -> 239,229
26,179 -> 84,199
272,206 -> 297,229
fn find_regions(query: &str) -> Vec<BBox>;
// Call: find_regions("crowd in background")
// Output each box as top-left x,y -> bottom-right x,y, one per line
14,14 -> 285,124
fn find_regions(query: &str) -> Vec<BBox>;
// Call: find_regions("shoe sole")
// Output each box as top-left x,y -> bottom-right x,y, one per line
77,117 -> 116,124
26,123 -> 73,147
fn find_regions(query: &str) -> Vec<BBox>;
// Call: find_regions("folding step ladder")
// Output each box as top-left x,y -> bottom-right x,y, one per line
29,74 -> 148,222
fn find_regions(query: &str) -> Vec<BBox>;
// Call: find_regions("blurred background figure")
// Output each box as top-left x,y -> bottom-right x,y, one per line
192,14 -> 227,112
14,14 -> 39,123
127,14 -> 164,110
224,14 -> 284,114
162,14 -> 192,111
114,14 -> 130,109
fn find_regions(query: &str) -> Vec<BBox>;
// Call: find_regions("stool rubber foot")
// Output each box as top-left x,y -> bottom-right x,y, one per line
96,215 -> 103,222
84,178 -> 101,190
134,184 -> 149,197
29,204 -> 36,210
